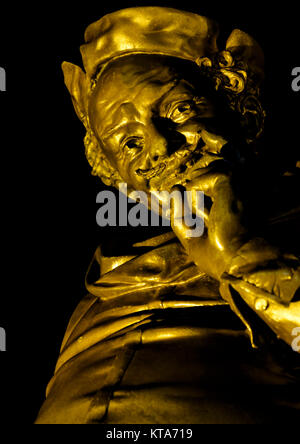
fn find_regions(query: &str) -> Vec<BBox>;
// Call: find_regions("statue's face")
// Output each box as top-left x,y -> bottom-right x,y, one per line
88,55 -> 229,192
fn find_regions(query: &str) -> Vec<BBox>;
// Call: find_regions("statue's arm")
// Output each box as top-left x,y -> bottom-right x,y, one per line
171,172 -> 300,350
221,275 -> 300,350
219,238 -> 300,349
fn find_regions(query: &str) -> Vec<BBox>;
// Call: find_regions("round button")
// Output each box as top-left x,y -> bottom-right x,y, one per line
255,298 -> 269,311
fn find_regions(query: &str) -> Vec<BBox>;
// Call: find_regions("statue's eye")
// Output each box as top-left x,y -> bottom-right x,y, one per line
123,137 -> 144,151
167,101 -> 195,123
177,104 -> 192,113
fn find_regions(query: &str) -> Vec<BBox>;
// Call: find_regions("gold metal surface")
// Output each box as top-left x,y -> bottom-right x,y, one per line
36,7 -> 300,424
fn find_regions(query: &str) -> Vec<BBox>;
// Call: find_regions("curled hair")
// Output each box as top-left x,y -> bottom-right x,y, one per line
196,50 -> 265,142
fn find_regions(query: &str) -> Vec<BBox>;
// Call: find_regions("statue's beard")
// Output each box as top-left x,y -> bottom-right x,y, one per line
136,138 -> 224,191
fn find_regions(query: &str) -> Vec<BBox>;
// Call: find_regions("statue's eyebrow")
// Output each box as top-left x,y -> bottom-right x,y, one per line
101,102 -> 140,138
151,79 -> 181,111
103,121 -> 130,139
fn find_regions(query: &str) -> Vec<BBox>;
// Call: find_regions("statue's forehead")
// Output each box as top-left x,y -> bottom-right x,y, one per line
95,76 -> 178,109
94,58 -> 176,98
93,79 -> 180,139
90,66 -> 184,128
92,59 -> 198,111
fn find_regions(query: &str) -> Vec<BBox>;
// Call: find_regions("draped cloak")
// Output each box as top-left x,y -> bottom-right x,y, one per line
35,225 -> 300,424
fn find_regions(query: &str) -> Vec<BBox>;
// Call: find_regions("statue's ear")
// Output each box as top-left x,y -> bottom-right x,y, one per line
225,29 -> 265,83
61,62 -> 89,127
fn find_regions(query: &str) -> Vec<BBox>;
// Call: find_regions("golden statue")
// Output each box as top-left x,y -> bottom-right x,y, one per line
36,7 -> 300,424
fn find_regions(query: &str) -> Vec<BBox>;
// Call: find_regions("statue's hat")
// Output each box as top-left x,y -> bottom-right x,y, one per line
80,7 -> 219,79
62,7 -> 264,121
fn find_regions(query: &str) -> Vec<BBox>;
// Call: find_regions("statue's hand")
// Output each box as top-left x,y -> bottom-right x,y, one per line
169,167 -> 300,348
170,168 -> 248,280
170,167 -> 300,303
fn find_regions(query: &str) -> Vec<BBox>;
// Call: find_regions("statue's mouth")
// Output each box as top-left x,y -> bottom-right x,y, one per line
136,141 -> 203,180
136,138 -> 223,189
136,162 -> 167,180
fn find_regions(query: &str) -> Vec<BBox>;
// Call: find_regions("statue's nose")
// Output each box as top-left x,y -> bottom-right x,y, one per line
146,118 -> 186,164
146,123 -> 168,164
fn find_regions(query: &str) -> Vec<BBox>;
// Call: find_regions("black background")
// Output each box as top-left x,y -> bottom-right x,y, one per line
0,0 -> 299,424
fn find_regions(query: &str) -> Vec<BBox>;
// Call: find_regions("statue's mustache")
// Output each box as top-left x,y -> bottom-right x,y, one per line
136,137 -> 224,182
